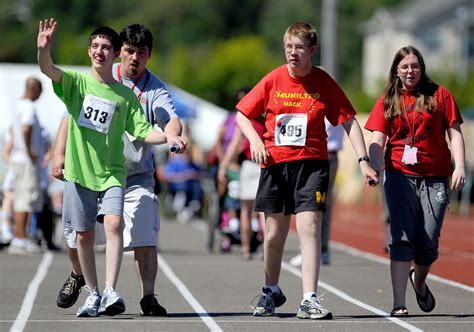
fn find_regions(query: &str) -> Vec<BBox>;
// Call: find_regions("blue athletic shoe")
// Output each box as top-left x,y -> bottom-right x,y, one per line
252,287 -> 286,316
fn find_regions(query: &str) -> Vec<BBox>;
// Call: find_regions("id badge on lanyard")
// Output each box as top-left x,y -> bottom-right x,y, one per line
401,97 -> 418,165
402,145 -> 418,165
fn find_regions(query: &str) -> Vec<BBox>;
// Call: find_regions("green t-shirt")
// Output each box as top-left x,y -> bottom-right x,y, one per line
53,70 -> 152,191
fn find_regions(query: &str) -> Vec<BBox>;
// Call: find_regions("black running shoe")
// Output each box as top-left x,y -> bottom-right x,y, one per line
252,287 -> 286,316
57,271 -> 85,308
140,294 -> 168,316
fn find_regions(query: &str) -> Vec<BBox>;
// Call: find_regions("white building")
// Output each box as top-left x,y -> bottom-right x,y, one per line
362,0 -> 474,95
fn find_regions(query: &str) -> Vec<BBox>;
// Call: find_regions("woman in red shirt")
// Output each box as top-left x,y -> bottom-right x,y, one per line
365,46 -> 466,317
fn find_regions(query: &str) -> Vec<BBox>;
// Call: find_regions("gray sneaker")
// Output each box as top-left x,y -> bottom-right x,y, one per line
76,287 -> 101,317
252,287 -> 286,316
321,250 -> 331,265
297,294 -> 332,320
98,288 -> 126,316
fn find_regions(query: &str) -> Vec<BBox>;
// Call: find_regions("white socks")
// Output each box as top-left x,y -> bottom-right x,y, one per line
303,292 -> 317,302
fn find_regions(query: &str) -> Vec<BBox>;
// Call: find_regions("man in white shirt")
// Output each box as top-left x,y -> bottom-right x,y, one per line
8,77 -> 44,254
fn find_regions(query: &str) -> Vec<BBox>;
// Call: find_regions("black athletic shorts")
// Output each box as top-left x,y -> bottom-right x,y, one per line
254,159 -> 329,215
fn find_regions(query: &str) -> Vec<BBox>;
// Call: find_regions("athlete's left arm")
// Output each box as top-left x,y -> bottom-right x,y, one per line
448,122 -> 466,191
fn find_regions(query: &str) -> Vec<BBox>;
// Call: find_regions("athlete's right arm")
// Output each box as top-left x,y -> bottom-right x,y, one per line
37,18 -> 62,83
236,111 -> 268,165
51,116 -> 68,181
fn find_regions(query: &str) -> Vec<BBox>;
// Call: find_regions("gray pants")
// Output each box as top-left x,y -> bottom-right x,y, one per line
384,170 -> 449,266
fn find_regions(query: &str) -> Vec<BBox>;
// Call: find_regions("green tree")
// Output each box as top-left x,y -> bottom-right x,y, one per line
1,0 -> 472,112
258,0 -> 322,65
161,36 -> 279,110
338,0 -> 399,87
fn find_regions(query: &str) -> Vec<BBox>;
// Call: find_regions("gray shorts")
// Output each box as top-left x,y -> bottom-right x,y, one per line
62,181 -> 124,232
64,185 -> 159,250
384,170 -> 449,266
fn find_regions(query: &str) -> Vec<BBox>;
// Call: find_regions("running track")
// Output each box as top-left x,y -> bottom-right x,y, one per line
328,202 -> 474,286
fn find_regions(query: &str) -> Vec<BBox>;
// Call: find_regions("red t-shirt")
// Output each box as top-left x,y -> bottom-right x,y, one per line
365,86 -> 463,177
236,65 -> 356,167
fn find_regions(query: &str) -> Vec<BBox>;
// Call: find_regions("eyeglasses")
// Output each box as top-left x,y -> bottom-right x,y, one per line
284,44 -> 309,54
397,64 -> 421,73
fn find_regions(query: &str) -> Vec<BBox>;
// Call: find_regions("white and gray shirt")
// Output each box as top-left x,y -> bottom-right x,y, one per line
112,63 -> 178,188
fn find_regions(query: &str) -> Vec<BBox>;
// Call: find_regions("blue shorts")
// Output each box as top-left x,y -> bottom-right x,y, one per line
384,170 -> 449,266
62,181 -> 124,232
255,159 -> 329,215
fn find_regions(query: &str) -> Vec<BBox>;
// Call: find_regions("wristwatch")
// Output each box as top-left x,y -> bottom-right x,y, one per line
358,156 -> 370,163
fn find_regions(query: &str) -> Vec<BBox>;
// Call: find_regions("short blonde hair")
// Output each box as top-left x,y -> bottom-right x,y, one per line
283,22 -> 318,47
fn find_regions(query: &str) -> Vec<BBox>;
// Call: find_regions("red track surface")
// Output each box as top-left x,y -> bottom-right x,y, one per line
329,203 -> 474,287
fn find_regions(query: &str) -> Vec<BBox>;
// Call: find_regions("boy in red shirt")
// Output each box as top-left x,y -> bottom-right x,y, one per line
237,21 -> 378,319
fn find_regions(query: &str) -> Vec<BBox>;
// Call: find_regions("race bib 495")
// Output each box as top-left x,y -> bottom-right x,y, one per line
275,113 -> 307,146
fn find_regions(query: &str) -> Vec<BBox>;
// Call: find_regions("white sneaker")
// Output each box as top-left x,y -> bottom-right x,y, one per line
228,218 -> 240,233
24,239 -> 42,253
296,294 -> 332,320
289,254 -> 302,267
8,238 -> 41,255
251,218 -> 260,232
77,287 -> 101,317
1,226 -> 13,244
98,288 -> 125,316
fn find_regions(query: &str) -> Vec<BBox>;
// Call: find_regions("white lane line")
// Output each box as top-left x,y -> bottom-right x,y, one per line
282,262 -> 423,332
2,318 -> 473,324
10,252 -> 54,332
158,254 -> 223,332
330,241 -> 474,292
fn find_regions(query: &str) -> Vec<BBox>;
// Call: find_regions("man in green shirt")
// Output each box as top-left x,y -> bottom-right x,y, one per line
37,18 -> 186,317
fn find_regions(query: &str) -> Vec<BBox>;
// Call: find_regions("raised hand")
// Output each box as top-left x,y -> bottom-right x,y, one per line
38,18 -> 57,49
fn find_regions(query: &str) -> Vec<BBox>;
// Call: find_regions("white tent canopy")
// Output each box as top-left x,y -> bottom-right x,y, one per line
0,63 -> 228,181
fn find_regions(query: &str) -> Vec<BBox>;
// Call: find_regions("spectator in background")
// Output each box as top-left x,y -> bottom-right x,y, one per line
211,88 -> 250,250
31,128 -> 61,251
365,46 -> 465,317
320,120 -> 344,265
163,126 -> 204,223
1,129 -> 14,245
214,107 -> 239,199
7,77 -> 44,255
2,125 -> 59,251
218,89 -> 265,260
290,119 -> 344,266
